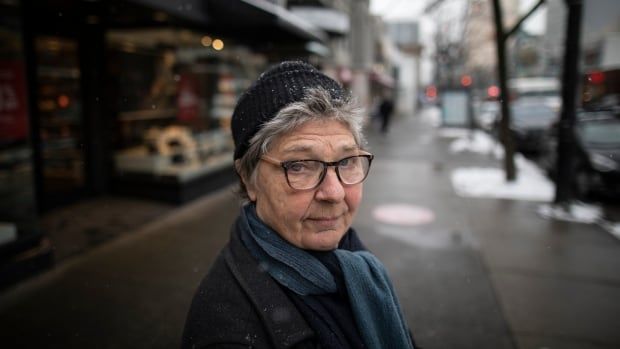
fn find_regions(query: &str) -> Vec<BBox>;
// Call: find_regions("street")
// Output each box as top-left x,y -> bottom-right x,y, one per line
1,107 -> 620,349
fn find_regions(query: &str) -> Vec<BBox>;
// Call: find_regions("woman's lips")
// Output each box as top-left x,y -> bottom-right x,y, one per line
307,216 -> 340,230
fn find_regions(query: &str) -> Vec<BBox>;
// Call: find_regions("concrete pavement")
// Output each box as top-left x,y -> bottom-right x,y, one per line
361,108 -> 620,349
1,107 -> 619,348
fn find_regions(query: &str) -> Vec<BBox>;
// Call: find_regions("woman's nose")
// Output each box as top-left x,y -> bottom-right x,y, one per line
315,167 -> 345,202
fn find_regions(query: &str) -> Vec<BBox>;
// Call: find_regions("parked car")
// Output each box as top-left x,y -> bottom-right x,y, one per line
540,109 -> 620,199
493,100 -> 558,154
509,77 -> 562,111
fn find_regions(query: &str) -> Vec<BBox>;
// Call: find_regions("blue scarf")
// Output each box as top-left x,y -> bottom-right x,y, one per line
240,204 -> 414,349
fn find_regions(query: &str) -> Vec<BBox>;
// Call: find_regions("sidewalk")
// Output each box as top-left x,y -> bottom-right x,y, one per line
1,107 -> 619,349
361,107 -> 620,349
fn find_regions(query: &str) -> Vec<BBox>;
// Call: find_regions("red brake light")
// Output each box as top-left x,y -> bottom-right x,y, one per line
588,71 -> 605,84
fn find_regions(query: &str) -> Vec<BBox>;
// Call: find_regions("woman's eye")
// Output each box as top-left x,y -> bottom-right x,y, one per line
339,158 -> 352,167
288,162 -> 307,173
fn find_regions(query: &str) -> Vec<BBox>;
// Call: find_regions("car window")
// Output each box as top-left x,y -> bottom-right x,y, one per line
511,104 -> 556,121
577,119 -> 620,146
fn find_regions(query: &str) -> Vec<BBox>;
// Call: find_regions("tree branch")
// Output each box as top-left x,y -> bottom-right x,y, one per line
505,0 -> 546,39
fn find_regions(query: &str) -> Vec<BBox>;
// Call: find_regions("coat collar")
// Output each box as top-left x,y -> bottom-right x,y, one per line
224,215 -> 316,349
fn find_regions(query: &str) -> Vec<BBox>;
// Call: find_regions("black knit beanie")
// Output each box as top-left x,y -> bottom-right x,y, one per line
231,61 -> 345,160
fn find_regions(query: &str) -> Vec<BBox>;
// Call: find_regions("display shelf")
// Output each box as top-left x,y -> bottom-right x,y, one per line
118,108 -> 178,122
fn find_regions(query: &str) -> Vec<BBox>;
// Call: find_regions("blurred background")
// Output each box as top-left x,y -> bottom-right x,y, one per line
1,0 -> 619,348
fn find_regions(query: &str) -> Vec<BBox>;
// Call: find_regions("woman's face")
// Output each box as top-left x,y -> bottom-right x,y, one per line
246,119 -> 364,251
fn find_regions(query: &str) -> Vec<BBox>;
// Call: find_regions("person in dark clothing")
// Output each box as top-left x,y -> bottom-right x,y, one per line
182,61 -> 417,349
378,97 -> 395,133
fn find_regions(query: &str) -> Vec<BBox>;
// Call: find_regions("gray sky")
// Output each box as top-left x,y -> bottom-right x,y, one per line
369,0 -> 426,20
370,0 -> 546,35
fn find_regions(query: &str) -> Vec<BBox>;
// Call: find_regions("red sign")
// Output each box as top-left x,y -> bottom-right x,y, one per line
0,60 -> 29,141
177,74 -> 199,122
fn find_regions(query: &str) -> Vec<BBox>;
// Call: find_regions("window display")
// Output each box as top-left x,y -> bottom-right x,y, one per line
107,29 -> 266,183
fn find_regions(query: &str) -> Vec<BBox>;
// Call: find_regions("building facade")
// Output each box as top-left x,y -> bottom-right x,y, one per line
0,0 -> 332,285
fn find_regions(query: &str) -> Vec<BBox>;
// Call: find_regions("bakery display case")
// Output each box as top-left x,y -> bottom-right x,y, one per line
105,29 -> 265,201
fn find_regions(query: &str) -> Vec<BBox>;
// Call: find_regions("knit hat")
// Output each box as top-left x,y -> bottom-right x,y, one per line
231,61 -> 345,160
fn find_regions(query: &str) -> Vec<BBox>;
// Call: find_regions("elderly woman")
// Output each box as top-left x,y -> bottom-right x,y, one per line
182,61 -> 416,349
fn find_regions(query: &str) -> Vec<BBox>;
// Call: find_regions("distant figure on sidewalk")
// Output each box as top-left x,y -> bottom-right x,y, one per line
379,95 -> 395,133
182,61 -> 417,349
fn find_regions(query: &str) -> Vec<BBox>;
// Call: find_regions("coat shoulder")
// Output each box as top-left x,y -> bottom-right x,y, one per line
181,249 -> 270,348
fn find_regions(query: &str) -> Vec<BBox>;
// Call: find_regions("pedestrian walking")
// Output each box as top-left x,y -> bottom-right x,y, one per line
379,95 -> 395,133
182,61 -> 417,349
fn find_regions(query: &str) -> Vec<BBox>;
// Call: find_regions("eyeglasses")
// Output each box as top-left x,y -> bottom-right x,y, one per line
260,153 -> 374,190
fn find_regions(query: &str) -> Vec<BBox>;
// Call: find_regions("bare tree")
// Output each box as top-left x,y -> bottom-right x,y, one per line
490,0 -> 546,181
554,0 -> 582,204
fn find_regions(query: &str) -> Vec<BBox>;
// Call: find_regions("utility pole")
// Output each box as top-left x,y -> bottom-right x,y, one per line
554,0 -> 583,204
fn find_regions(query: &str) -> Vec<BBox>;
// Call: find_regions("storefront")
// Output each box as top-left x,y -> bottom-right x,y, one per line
24,0 -> 326,205
107,28 -> 267,202
0,0 -> 327,284
0,0 -> 53,287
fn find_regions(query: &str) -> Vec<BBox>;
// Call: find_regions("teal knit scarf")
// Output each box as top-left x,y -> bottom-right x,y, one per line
240,204 -> 414,349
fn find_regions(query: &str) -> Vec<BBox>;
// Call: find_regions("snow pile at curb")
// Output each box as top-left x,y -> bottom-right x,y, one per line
449,130 -> 554,201
440,111 -> 620,240
599,221 -> 620,240
537,201 -> 602,223
537,202 -> 620,240
451,167 -> 554,202
438,128 -> 469,139
449,130 -> 502,156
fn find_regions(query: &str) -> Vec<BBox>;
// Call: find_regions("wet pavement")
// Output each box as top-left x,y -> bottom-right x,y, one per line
1,107 -> 620,348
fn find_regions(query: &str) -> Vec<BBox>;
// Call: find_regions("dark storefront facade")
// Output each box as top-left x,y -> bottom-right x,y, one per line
0,0 -> 327,286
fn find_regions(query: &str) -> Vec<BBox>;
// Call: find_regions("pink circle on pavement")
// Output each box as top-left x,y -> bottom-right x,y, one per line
372,204 -> 435,226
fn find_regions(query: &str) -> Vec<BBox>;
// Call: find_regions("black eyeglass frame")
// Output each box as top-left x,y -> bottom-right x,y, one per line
261,153 -> 374,190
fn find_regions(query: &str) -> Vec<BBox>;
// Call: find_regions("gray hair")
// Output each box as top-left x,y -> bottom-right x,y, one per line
235,87 -> 366,200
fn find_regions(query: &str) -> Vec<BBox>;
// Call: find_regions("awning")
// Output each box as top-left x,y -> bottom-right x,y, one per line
290,6 -> 350,36
125,0 -> 327,44
128,0 -> 210,25
204,0 -> 328,44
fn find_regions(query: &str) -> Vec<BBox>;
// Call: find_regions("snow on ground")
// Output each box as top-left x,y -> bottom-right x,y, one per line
437,127 -> 469,139
538,202 -> 620,239
537,201 -> 603,223
451,167 -> 554,202
423,107 -> 619,238
449,130 -> 504,158
444,126 -> 619,238
599,221 -> 620,240
448,130 -> 555,202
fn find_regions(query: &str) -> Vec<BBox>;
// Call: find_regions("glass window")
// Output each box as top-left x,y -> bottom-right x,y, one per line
106,29 -> 266,182
577,118 -> 620,147
0,0 -> 39,244
35,36 -> 85,198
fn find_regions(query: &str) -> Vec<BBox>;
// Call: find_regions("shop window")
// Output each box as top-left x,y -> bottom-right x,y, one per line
34,36 -> 85,200
106,29 -> 266,182
0,1 -> 39,245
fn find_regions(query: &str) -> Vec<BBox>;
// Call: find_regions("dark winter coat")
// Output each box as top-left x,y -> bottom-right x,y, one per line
181,221 -> 319,349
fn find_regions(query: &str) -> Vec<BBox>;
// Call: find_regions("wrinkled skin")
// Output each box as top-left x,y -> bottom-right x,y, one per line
244,119 -> 364,251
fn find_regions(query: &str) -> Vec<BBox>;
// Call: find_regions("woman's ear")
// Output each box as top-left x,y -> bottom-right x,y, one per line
246,179 -> 257,202
235,160 -> 258,202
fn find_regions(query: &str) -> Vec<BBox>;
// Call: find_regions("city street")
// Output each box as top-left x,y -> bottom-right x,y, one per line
1,107 -> 620,349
